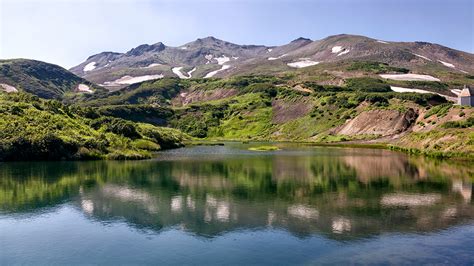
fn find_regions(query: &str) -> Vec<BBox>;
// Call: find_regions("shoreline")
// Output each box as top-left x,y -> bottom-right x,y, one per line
185,139 -> 473,161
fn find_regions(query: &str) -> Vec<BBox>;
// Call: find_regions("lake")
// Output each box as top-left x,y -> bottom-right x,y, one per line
1,143 -> 473,265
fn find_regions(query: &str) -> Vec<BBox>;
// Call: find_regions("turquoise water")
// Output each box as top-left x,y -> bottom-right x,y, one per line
1,143 -> 473,265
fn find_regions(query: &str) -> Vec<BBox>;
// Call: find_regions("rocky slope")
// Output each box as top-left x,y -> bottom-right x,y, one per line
70,34 -> 474,90
334,108 -> 418,136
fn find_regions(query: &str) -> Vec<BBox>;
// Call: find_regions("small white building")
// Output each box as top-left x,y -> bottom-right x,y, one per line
458,86 -> 473,106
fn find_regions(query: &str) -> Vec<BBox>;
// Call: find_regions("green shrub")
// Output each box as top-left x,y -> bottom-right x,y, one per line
131,139 -> 161,151
0,92 -> 186,161
423,103 -> 452,119
345,77 -> 391,92
442,117 -> 474,128
347,61 -> 409,74
90,117 -> 141,139
0,133 -> 79,161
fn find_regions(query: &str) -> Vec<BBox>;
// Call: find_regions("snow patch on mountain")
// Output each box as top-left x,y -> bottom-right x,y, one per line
268,54 -> 287,61
377,40 -> 389,44
413,53 -> 432,61
104,74 -> 164,86
390,86 -> 432,94
215,55 -> 230,65
391,86 -> 456,102
172,67 -> 186,79
0,83 -> 18,93
337,49 -> 350,56
173,67 -> 195,79
438,60 -> 455,68
83,62 -> 97,72
287,59 -> 319,68
172,67 -> 196,79
187,67 -> 196,77
380,73 -> 440,82
77,84 -> 93,93
267,48 -> 273,53
451,89 -> 462,96
331,46 -> 343,53
142,63 -> 161,68
205,65 -> 231,78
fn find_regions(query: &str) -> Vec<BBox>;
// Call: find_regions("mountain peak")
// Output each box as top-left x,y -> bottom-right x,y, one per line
194,36 -> 226,44
322,33 -> 373,42
202,36 -> 219,41
126,42 -> 166,56
86,51 -> 121,61
291,37 -> 311,43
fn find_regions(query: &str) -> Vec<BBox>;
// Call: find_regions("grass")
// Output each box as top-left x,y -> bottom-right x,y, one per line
442,117 -> 474,128
424,103 -> 452,119
395,128 -> 474,160
248,145 -> 280,151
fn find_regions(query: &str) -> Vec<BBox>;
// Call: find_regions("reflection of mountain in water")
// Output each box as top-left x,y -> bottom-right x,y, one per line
0,146 -> 473,240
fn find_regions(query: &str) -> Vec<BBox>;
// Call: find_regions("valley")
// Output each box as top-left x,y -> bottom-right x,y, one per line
0,34 -> 473,161
2,0 -> 474,264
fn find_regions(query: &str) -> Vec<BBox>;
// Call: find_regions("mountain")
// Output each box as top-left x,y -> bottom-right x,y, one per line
0,59 -> 105,99
1,35 -> 473,161
70,34 -> 474,90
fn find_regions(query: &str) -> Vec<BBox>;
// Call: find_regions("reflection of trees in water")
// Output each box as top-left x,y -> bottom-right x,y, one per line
0,151 -> 473,239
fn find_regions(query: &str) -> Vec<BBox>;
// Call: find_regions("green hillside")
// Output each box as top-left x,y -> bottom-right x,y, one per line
1,57 -> 473,161
0,92 -> 188,161
0,59 -> 107,100
79,76 -> 473,159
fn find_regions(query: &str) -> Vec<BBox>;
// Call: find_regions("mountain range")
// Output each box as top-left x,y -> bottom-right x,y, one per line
70,34 -> 474,90
1,33 -> 473,160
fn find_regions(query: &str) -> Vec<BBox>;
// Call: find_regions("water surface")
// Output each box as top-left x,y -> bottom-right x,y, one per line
1,143 -> 473,264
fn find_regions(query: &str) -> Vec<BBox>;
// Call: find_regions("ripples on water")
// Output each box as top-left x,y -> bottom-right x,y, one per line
1,143 -> 473,264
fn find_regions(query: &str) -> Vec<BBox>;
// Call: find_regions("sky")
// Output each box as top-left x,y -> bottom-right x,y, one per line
1,0 -> 473,69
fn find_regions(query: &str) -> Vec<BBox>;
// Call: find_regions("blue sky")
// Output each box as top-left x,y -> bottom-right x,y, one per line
1,0 -> 472,68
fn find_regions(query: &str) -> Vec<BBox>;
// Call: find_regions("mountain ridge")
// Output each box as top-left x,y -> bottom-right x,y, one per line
69,34 -> 474,90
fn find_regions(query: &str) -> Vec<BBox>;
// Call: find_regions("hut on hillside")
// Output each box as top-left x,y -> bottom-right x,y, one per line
458,86 -> 473,106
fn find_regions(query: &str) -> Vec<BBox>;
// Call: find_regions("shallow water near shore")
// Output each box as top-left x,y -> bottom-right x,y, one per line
1,143 -> 473,264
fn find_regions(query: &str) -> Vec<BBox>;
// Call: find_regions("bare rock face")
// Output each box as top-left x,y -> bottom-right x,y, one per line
272,98 -> 314,124
335,108 -> 418,136
173,88 -> 239,106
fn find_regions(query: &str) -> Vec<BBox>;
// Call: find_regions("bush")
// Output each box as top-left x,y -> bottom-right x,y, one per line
90,117 -> 141,139
97,104 -> 173,126
132,139 -> 161,151
0,92 -> 186,161
138,124 -> 185,149
347,61 -> 409,74
345,77 -> 391,92
0,134 -> 79,161
423,103 -> 452,119
442,117 -> 474,128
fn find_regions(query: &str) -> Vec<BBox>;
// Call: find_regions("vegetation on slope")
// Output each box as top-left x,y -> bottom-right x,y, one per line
84,74 -> 471,159
0,92 -> 188,161
1,58 -> 472,161
0,59 -> 107,100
